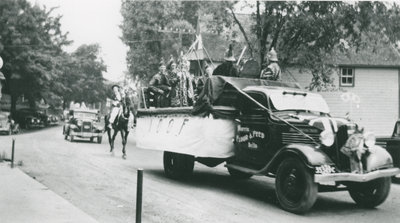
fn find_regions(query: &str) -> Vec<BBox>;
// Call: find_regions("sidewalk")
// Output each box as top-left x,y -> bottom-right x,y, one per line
0,163 -> 98,223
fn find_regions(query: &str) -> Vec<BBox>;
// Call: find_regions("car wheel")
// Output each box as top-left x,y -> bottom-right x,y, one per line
90,137 -> 94,142
13,125 -> 20,134
64,128 -> 68,140
163,151 -> 195,179
347,177 -> 391,208
275,157 -> 318,214
97,136 -> 102,144
69,133 -> 74,142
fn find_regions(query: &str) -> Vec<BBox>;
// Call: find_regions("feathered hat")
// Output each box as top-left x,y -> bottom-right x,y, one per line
159,58 -> 166,68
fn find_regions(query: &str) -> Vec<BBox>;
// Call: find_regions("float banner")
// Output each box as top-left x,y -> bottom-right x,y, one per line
136,114 -> 236,158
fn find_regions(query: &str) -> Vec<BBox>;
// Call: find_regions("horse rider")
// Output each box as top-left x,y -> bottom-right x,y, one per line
260,47 -> 281,81
108,84 -> 123,129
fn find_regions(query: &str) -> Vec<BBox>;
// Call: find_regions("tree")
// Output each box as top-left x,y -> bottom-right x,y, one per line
230,1 -> 400,90
0,0 -> 70,114
57,44 -> 107,109
120,0 -> 235,82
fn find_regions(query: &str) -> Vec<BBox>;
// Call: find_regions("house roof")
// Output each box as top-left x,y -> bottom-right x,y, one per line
332,44 -> 400,68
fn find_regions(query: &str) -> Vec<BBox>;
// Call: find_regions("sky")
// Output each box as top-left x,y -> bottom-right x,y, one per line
29,0 -> 127,82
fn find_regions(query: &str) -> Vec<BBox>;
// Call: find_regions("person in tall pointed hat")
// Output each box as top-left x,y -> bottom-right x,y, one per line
212,43 -> 239,77
260,47 -> 281,81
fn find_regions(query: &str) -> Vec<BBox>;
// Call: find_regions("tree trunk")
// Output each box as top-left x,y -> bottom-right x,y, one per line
256,1 -> 262,64
230,7 -> 253,58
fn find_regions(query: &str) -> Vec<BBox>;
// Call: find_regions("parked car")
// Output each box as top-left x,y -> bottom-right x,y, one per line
63,109 -> 103,143
0,112 -> 19,135
14,108 -> 43,129
377,120 -> 400,179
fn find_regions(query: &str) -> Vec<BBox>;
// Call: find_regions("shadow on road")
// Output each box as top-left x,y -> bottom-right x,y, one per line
144,168 -> 378,216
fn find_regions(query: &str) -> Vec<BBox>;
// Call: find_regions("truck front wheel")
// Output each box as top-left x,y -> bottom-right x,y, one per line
347,177 -> 391,208
275,158 -> 318,214
163,152 -> 194,179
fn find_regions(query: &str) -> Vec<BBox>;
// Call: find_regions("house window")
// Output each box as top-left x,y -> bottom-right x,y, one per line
340,68 -> 355,87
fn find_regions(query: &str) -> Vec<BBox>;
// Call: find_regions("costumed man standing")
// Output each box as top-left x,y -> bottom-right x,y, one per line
167,59 -> 181,107
260,48 -> 281,81
196,63 -> 212,99
180,59 -> 194,106
212,43 -> 239,77
108,84 -> 123,129
148,61 -> 171,107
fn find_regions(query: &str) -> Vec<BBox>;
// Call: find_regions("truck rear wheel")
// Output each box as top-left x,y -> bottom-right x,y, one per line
275,158 -> 318,214
347,177 -> 391,208
163,152 -> 194,179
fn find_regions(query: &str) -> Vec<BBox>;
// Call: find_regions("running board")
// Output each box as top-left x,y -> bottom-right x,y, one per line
225,163 -> 264,175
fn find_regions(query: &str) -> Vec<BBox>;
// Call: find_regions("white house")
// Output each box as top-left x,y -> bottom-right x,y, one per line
283,64 -> 400,136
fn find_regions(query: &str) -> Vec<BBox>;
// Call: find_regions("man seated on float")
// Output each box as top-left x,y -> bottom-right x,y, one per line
108,84 -> 123,128
148,61 -> 171,107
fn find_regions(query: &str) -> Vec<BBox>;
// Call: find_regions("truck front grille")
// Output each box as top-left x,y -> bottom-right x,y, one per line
282,132 -> 320,145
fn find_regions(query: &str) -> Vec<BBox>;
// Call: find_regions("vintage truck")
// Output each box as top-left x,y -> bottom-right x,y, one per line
136,76 -> 400,214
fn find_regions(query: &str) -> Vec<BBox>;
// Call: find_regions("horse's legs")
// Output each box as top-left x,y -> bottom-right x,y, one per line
110,129 -> 118,153
121,130 -> 127,159
107,128 -> 113,149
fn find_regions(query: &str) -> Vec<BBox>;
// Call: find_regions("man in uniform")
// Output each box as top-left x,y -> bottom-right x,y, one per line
260,48 -> 281,81
148,61 -> 171,107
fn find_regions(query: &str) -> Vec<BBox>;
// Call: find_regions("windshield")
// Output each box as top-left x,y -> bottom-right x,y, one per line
269,91 -> 330,114
74,112 -> 97,120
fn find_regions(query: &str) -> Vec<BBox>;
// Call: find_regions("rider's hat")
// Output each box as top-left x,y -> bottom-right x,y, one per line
267,48 -> 278,62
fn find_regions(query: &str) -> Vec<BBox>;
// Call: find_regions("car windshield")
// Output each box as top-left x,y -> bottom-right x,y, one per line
269,90 -> 330,114
74,112 -> 97,120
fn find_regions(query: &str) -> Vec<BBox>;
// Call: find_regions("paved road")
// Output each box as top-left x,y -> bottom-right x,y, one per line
1,126 -> 400,223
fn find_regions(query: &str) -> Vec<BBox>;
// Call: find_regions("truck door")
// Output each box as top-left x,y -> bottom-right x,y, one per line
235,92 -> 271,166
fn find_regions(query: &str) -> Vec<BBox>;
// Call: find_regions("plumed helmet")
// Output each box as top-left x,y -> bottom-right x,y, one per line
159,58 -> 166,68
267,48 -> 278,62
224,43 -> 236,62
167,55 -> 176,69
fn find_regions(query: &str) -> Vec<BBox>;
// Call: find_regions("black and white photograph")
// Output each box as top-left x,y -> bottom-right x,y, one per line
2,0 -> 400,222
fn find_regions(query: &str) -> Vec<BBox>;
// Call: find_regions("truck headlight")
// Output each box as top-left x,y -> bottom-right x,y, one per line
320,130 -> 334,147
77,120 -> 82,126
364,131 -> 376,148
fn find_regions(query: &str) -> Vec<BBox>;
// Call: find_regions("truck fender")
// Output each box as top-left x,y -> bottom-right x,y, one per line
366,145 -> 394,171
265,144 -> 334,175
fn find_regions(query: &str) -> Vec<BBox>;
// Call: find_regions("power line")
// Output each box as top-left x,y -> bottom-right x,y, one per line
124,38 -> 181,43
